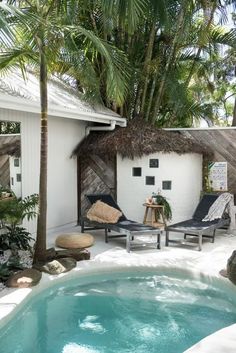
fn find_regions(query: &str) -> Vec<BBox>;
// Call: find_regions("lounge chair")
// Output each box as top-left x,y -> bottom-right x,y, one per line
81,194 -> 162,252
165,193 -> 230,251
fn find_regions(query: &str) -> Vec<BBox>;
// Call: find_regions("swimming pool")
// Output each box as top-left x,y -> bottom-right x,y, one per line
0,270 -> 236,353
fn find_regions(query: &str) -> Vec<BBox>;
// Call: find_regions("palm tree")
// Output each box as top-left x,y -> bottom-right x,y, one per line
86,0 -> 236,126
0,0 -> 130,262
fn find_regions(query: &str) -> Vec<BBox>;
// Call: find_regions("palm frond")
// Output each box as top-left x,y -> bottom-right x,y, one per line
64,25 -> 130,105
211,28 -> 236,48
100,0 -> 148,34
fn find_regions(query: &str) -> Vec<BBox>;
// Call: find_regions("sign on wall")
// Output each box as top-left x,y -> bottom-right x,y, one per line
208,162 -> 228,191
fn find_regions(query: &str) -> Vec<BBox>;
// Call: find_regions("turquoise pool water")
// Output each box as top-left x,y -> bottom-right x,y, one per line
0,271 -> 236,353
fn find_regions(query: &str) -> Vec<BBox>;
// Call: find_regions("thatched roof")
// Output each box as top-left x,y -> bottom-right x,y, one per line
0,135 -> 21,157
73,119 -> 211,159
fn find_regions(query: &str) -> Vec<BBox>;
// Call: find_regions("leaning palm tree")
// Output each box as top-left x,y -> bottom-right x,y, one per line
0,0 -> 130,262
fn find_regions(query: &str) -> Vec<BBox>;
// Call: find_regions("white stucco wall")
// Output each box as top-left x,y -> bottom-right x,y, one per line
0,108 -> 86,234
117,152 -> 203,224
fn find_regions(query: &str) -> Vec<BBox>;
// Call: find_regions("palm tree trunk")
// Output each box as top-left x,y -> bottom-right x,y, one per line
185,3 -> 216,88
133,81 -> 142,117
146,73 -> 157,121
151,6 -> 185,124
140,22 -> 156,114
232,97 -> 236,126
33,40 -> 48,263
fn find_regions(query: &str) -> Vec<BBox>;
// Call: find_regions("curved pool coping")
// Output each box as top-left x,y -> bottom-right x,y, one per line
0,256 -> 236,353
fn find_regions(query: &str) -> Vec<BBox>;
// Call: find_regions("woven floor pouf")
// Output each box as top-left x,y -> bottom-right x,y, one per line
55,233 -> 94,249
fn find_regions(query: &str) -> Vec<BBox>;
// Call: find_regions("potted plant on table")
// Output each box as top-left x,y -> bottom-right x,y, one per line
151,192 -> 172,221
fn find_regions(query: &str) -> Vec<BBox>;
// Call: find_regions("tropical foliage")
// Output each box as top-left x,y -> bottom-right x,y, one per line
0,121 -> 20,134
63,0 -> 236,127
0,194 -> 38,251
0,226 -> 34,252
1,1 -> 234,129
0,193 -> 39,227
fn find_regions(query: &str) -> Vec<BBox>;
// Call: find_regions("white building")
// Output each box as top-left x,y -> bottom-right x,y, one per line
116,152 -> 202,224
0,70 -> 126,233
76,119 -> 208,225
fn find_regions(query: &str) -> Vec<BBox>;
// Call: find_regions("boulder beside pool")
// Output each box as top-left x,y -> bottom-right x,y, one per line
227,250 -> 236,285
54,249 -> 90,261
34,257 -> 77,275
6,268 -> 42,288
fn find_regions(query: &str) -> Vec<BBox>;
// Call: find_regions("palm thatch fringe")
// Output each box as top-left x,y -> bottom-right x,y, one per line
73,119 -> 211,160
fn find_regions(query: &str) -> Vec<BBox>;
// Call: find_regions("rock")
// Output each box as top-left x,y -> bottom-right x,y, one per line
44,248 -> 90,262
45,247 -> 57,259
227,250 -> 236,285
219,269 -> 228,278
54,249 -> 90,261
6,268 -> 42,288
55,233 -> 94,249
34,257 -> 76,275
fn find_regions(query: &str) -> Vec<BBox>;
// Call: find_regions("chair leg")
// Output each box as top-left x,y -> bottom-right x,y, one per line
105,228 -> 108,243
212,229 -> 216,243
198,233 -> 203,251
126,234 -> 131,253
81,219 -> 84,233
165,231 -> 169,246
184,233 -> 187,240
157,233 -> 161,249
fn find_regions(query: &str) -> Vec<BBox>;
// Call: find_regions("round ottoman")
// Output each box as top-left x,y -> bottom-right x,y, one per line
55,233 -> 94,249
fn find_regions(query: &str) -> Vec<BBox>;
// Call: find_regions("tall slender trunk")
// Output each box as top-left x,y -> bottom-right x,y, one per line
232,97 -> 236,126
133,81 -> 142,117
185,4 -> 216,88
140,22 -> 156,115
151,6 -> 185,124
146,73 -> 157,121
33,41 -> 48,263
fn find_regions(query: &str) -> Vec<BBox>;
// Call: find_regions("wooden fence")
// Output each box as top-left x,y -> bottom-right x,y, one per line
182,129 -> 236,194
0,155 -> 10,188
0,135 -> 20,189
78,155 -> 116,221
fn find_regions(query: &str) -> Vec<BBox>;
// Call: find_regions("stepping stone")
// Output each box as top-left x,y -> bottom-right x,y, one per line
55,233 -> 94,249
6,268 -> 42,288
35,257 -> 76,275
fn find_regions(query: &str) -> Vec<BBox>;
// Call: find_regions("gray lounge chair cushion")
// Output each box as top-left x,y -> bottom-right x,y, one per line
167,218 -> 223,231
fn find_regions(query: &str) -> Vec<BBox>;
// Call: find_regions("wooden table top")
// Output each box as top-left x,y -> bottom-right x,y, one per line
143,203 -> 164,208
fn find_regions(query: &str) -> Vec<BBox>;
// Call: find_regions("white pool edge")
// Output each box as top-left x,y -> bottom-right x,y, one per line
0,257 -> 236,353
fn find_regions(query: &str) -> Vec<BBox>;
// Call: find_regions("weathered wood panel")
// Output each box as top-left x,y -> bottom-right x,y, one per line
0,155 -> 10,188
183,129 -> 236,194
79,155 -> 116,220
0,135 -> 20,156
0,135 -> 20,189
